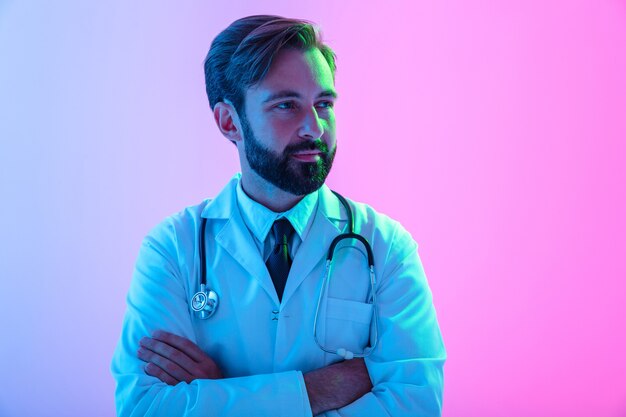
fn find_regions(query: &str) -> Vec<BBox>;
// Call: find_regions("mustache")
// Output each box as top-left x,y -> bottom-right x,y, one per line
285,140 -> 329,154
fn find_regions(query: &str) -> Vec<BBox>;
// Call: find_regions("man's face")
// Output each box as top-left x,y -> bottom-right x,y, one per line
239,47 -> 337,196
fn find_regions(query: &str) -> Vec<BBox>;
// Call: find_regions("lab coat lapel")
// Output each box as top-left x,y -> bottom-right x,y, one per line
282,186 -> 346,305
202,175 -> 278,303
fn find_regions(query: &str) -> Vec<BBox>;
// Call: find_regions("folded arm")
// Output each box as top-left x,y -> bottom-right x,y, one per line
111,215 -> 445,417
138,330 -> 372,416
112,224 -> 372,417
321,221 -> 447,417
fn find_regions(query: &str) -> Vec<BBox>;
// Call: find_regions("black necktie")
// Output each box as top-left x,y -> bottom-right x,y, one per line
266,219 -> 295,302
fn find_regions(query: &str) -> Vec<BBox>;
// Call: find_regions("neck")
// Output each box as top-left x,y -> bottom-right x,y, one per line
240,172 -> 305,212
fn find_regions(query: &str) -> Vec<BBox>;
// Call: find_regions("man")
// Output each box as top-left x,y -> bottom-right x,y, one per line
111,15 -> 446,417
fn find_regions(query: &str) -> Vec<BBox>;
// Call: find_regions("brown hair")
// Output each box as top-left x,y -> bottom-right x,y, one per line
203,15 -> 336,114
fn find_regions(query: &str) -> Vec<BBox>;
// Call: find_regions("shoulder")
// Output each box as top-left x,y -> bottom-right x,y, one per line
325,192 -> 419,278
341,194 -> 417,251
146,173 -> 240,243
143,199 -> 212,255
338,195 -> 428,292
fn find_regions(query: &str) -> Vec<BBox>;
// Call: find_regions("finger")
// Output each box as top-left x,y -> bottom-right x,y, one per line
151,330 -> 208,363
139,336 -> 197,374
137,345 -> 193,383
144,362 -> 178,386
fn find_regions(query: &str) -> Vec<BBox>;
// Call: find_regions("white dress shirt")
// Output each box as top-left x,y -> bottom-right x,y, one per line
235,180 -> 318,262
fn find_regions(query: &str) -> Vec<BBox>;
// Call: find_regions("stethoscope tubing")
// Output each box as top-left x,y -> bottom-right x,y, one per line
194,190 -> 379,358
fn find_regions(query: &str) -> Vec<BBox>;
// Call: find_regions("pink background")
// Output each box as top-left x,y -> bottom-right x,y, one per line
1,1 -> 625,416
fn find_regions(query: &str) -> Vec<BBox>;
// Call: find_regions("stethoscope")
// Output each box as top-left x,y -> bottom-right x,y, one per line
190,191 -> 379,359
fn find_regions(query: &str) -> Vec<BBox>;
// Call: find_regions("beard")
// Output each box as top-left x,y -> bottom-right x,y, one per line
240,113 -> 336,196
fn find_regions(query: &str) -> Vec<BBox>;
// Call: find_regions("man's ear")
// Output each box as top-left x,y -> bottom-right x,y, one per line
213,100 -> 243,143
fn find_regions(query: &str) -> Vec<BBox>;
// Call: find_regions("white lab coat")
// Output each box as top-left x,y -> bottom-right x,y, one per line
111,174 -> 446,417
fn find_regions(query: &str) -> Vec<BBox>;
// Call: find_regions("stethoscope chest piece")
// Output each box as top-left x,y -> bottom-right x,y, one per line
191,283 -> 219,319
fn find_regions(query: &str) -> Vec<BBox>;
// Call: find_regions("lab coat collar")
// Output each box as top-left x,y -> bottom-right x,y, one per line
200,174 -> 241,219
200,173 -> 349,306
234,178 -> 318,244
281,184 -> 349,305
199,174 -> 278,302
201,172 -> 343,227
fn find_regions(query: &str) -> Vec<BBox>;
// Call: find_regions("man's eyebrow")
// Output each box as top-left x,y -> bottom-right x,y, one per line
262,89 -> 338,103
318,89 -> 338,99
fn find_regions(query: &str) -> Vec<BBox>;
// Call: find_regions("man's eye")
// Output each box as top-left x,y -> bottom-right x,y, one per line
276,102 -> 296,110
316,101 -> 334,109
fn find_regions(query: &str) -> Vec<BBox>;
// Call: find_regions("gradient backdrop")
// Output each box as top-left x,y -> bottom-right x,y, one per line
1,1 -> 625,416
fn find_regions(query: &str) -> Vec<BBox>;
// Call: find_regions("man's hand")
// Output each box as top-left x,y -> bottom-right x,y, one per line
304,358 -> 372,415
137,330 -> 223,385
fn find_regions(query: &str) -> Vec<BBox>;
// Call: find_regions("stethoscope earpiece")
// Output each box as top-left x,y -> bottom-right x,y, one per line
336,348 -> 355,360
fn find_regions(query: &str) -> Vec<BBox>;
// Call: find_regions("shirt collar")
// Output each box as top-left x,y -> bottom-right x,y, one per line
235,177 -> 319,243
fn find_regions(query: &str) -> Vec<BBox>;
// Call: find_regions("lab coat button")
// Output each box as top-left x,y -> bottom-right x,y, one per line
271,310 -> 279,321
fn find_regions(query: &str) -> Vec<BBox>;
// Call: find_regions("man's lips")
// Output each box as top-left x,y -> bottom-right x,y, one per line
290,151 -> 322,162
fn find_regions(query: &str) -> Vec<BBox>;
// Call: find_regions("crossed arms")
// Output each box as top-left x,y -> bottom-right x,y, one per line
137,330 -> 372,415
111,215 -> 445,417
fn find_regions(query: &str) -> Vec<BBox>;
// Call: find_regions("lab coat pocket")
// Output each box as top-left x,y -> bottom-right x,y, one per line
324,297 -> 373,355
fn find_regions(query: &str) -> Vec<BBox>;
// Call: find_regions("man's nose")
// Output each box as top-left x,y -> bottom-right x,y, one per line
298,107 -> 324,140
